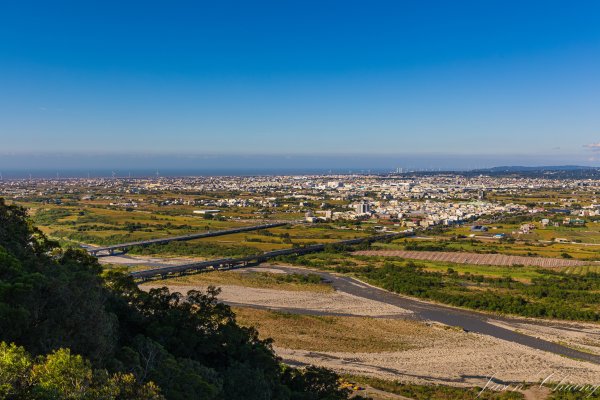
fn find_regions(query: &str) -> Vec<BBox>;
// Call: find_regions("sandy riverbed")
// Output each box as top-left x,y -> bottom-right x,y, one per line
141,283 -> 413,317
275,331 -> 600,388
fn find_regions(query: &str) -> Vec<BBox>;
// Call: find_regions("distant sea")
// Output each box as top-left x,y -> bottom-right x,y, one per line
0,168 -> 395,179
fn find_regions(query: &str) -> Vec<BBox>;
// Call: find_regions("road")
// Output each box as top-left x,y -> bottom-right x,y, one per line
129,232 -> 411,280
86,222 -> 288,256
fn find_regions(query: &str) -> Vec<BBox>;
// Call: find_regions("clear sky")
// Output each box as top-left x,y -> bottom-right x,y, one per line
1,0 -> 600,170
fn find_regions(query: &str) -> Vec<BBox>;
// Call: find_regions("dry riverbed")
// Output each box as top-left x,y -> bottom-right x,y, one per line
141,282 -> 413,317
131,256 -> 600,389
275,335 -> 600,388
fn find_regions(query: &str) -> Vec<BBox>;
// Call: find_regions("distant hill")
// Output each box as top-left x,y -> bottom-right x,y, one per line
452,165 -> 600,179
474,165 -> 597,173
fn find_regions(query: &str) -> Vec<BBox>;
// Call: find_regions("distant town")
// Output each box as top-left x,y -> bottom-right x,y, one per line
4,172 -> 600,228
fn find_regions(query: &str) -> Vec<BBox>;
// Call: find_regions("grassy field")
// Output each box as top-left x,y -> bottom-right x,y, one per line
561,265 -> 600,275
27,203 -> 368,254
232,307 -> 437,353
374,258 -> 547,283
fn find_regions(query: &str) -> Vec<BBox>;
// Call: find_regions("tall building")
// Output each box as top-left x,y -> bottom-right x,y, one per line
355,201 -> 371,214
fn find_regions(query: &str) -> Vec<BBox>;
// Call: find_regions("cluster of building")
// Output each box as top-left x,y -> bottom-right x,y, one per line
2,173 -> 600,230
329,199 -> 528,228
3,173 -> 600,200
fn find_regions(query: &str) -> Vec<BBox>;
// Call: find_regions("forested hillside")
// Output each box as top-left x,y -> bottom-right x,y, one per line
0,198 -> 351,400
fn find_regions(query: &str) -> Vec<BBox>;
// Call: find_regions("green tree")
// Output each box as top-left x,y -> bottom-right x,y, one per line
32,348 -> 95,398
0,342 -> 32,399
0,342 -> 163,400
282,366 -> 350,400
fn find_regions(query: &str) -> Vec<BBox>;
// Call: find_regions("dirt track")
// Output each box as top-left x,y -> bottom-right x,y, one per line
354,250 -> 594,268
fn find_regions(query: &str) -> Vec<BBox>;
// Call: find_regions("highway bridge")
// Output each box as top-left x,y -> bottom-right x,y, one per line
130,231 -> 414,281
86,222 -> 288,256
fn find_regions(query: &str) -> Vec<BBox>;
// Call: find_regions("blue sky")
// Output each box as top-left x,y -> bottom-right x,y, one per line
1,0 -> 600,169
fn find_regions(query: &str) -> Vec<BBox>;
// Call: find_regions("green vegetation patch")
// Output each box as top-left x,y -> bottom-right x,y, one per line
356,261 -> 600,321
32,208 -> 72,225
129,240 -> 263,258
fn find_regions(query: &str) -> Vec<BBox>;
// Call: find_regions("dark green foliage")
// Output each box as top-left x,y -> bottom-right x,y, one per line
403,241 -> 455,252
0,201 -> 117,365
323,243 -> 352,253
282,366 -> 351,400
129,241 -> 261,258
103,277 -> 288,398
272,273 -> 323,285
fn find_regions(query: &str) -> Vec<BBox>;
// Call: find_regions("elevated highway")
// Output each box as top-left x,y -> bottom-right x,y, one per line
86,222 -> 288,256
130,231 -> 413,281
